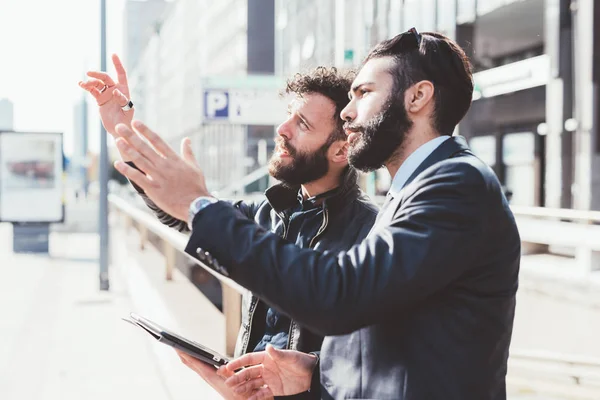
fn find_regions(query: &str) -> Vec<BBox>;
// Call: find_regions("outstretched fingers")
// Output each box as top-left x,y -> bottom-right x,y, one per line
130,120 -> 178,160
115,123 -> 164,167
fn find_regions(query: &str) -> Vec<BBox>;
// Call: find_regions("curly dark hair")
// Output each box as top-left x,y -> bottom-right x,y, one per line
284,66 -> 355,143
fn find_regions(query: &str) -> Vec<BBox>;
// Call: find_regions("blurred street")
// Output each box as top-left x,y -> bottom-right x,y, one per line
0,198 -> 223,400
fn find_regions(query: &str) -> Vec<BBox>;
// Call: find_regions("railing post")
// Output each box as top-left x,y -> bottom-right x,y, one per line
163,241 -> 176,281
521,242 -> 549,255
575,247 -> 600,274
222,284 -> 242,356
139,225 -> 148,250
123,214 -> 132,232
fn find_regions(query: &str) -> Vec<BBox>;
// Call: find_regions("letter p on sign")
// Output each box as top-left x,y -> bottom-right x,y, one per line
204,90 -> 229,119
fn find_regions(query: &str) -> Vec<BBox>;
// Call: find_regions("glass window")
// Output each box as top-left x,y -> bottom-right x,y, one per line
456,0 -> 476,24
437,0 -> 456,38
388,0 -> 402,36
419,0 -> 436,32
477,0 -> 506,16
502,132 -> 536,206
469,135 -> 497,167
402,0 -> 421,32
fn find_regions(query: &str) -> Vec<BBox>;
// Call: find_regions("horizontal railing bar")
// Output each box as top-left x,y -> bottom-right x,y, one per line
510,349 -> 600,368
108,194 -> 246,294
511,205 -> 600,223
373,196 -> 600,222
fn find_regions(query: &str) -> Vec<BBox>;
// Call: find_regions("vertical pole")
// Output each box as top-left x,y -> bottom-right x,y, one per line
222,284 -> 242,356
163,241 -> 175,281
99,0 -> 110,291
335,0 -> 345,67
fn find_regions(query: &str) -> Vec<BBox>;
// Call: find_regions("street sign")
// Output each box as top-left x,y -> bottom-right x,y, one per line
202,88 -> 287,125
204,90 -> 230,119
201,76 -> 288,125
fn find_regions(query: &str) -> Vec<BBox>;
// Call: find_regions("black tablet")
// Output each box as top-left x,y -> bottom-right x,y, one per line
123,312 -> 230,368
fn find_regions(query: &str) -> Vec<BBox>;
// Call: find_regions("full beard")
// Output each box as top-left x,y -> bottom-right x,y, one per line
345,95 -> 413,172
268,140 -> 330,186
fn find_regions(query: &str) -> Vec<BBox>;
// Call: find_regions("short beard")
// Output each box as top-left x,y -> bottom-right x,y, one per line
345,94 -> 413,172
268,140 -> 331,186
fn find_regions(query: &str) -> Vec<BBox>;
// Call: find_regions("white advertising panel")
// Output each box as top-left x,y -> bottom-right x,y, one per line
0,132 -> 64,223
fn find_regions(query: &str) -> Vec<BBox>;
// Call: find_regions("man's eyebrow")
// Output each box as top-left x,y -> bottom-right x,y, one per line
349,82 -> 374,98
297,111 -> 314,129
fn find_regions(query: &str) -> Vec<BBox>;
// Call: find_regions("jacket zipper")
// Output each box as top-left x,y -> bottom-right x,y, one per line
245,211 -> 290,354
288,205 -> 329,350
309,206 -> 329,248
277,211 -> 288,239
241,296 -> 259,354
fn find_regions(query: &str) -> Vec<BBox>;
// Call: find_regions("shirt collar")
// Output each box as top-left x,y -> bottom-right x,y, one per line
296,187 -> 340,210
388,135 -> 451,198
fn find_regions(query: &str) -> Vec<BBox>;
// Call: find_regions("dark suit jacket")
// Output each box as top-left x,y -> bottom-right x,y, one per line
185,136 -> 521,399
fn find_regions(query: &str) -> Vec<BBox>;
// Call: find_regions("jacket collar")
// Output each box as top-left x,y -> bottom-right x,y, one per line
265,167 -> 360,214
401,135 -> 472,190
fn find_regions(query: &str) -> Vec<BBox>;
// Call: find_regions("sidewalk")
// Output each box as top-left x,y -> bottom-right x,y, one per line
0,223 -> 221,400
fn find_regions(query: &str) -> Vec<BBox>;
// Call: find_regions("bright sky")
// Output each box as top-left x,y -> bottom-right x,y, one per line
0,0 -> 125,156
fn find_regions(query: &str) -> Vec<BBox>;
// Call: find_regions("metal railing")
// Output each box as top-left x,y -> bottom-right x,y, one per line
215,165 -> 270,197
109,191 -> 600,372
511,205 -> 600,224
510,205 -> 600,272
108,194 -> 245,356
508,350 -> 600,399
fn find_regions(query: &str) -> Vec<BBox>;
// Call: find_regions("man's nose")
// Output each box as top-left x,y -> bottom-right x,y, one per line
340,102 -> 356,123
276,119 -> 292,141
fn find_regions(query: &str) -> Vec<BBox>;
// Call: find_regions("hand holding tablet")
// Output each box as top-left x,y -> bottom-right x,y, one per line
122,313 -> 230,368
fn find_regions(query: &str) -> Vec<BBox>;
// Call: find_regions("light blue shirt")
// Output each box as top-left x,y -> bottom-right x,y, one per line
388,135 -> 450,198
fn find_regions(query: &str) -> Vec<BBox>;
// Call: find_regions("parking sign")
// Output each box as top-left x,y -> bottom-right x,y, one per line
204,90 -> 229,119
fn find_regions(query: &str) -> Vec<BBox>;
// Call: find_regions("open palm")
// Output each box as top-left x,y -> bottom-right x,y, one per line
222,345 -> 317,398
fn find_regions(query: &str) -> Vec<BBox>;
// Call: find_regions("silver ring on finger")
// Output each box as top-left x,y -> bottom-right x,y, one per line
121,100 -> 134,112
99,84 -> 108,94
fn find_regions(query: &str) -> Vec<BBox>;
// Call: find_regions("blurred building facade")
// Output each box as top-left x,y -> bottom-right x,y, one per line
0,98 -> 14,131
275,0 -> 600,211
123,0 -> 169,71
128,0 -> 280,192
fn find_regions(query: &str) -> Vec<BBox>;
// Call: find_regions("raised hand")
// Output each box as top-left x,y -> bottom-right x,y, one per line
79,53 -> 133,136
113,120 -> 211,222
217,345 -> 318,400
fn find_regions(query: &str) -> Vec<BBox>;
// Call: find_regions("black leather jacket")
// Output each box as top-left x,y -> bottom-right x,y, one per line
230,176 -> 378,359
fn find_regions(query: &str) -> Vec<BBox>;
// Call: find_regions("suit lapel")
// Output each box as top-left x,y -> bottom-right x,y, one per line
368,136 -> 472,235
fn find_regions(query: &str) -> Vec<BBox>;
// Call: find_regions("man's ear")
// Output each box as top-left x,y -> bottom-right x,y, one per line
406,80 -> 435,114
328,140 -> 348,164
